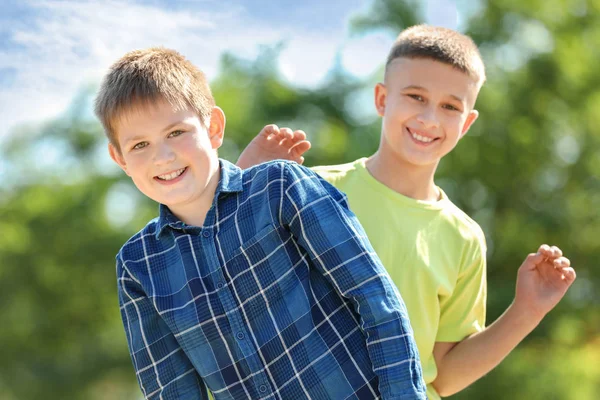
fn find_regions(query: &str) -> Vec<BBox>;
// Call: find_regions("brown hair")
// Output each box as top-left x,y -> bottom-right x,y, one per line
386,25 -> 485,86
94,47 -> 215,151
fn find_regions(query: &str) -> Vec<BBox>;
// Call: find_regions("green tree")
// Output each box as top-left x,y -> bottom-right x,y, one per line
1,1 -> 598,398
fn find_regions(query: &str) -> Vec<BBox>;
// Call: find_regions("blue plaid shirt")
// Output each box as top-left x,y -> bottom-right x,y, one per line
117,160 -> 426,399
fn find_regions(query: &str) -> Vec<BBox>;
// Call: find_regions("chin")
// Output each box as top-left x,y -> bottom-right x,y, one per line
403,155 -> 440,168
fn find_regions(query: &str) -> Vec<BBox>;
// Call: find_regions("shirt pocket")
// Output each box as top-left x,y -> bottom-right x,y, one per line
223,224 -> 302,306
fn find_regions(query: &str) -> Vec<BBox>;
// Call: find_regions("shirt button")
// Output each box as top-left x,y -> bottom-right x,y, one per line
217,282 -> 224,289
259,385 -> 267,393
202,230 -> 211,238
236,332 -> 245,340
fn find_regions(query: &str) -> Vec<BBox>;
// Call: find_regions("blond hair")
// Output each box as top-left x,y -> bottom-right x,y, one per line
94,47 -> 215,151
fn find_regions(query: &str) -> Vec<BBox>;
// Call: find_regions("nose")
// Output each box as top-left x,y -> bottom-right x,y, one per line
153,142 -> 176,166
416,106 -> 440,129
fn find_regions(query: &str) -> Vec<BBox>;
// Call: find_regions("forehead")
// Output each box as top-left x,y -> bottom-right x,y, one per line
113,99 -> 198,140
386,57 -> 480,104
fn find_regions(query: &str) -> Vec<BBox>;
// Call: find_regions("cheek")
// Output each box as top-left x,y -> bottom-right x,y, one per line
384,105 -> 410,125
174,142 -> 214,172
122,154 -> 153,178
390,97 -> 412,113
182,133 -> 211,153
442,115 -> 465,134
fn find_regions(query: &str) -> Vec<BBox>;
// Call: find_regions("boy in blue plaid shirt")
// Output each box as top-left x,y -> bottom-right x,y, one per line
95,47 -> 426,399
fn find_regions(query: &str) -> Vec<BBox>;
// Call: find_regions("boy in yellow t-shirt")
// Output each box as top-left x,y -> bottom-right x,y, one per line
238,25 -> 576,399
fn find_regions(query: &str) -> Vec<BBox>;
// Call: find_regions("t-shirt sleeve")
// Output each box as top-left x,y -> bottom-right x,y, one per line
436,228 -> 487,342
310,165 -> 339,186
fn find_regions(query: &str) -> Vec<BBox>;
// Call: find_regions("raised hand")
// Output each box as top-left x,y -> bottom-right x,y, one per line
236,124 -> 311,169
514,244 -> 576,321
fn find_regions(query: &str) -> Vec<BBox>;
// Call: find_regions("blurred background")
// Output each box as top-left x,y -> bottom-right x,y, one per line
1,0 -> 598,398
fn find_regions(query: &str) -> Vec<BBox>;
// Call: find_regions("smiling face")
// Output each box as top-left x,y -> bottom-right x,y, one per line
375,57 -> 480,171
108,99 -> 225,215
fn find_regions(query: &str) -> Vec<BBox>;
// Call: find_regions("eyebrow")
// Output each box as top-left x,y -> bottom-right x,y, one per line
123,121 -> 187,145
123,135 -> 146,145
402,85 -> 465,103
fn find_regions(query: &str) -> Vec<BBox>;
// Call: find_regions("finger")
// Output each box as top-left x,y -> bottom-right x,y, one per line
290,130 -> 307,143
539,245 -> 563,262
279,127 -> 294,142
550,245 -> 563,258
261,124 -> 279,138
538,244 -> 552,257
554,266 -> 576,284
521,252 -> 545,271
561,267 -> 576,283
552,257 -> 570,269
298,156 -> 305,164
290,140 -> 312,157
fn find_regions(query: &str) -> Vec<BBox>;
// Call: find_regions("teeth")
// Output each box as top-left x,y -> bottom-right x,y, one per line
410,131 -> 434,143
157,168 -> 185,181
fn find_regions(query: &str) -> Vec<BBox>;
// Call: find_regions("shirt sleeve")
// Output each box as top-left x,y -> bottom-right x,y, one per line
436,229 -> 487,342
117,255 -> 210,400
279,162 -> 427,399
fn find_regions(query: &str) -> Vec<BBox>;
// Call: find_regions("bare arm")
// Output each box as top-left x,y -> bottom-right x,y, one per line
432,303 -> 539,396
432,246 -> 575,397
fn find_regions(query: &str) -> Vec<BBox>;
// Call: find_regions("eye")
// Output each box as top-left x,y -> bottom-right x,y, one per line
132,141 -> 148,150
442,104 -> 460,112
168,129 -> 185,138
407,94 -> 424,102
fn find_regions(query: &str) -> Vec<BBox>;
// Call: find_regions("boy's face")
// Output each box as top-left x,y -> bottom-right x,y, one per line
108,99 -> 224,210
375,57 -> 480,169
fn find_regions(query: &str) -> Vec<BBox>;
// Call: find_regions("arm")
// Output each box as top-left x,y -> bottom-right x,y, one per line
432,245 -> 575,396
280,163 -> 426,399
118,257 -> 210,400
236,124 -> 311,169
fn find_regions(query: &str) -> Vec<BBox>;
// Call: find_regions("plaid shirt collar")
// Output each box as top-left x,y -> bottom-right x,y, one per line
155,159 -> 243,239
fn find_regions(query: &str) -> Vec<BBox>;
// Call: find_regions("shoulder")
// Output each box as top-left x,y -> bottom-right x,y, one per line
240,160 -> 314,186
440,198 -> 487,256
247,161 -> 351,207
237,160 -> 312,194
238,160 -> 342,208
241,159 -> 289,178
311,158 -> 366,186
116,218 -> 161,271
243,160 -> 321,185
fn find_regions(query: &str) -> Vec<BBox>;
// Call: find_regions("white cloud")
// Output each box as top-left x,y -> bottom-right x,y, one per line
0,0 -> 463,139
0,0 -> 234,136
0,0 -> 360,137
278,35 -> 338,87
341,32 -> 395,79
426,0 -> 459,30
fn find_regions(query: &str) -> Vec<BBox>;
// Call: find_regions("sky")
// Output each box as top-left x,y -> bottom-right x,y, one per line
0,0 -> 464,139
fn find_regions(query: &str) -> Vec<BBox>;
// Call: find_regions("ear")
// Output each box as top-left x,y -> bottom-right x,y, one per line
208,106 -> 226,150
460,109 -> 479,137
374,83 -> 387,117
108,143 -> 130,176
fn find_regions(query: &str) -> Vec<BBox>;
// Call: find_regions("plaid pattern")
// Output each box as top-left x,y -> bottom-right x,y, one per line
117,160 -> 426,400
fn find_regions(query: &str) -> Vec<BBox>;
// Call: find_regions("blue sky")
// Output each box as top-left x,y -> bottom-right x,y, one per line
0,0 -> 463,138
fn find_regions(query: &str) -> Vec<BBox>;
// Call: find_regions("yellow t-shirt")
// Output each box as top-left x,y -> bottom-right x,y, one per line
313,158 -> 487,400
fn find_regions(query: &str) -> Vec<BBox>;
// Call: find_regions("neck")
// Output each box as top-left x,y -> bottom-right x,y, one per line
169,166 -> 221,227
366,147 -> 440,202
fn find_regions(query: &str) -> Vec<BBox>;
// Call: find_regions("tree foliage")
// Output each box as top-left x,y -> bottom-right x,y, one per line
0,1 -> 598,398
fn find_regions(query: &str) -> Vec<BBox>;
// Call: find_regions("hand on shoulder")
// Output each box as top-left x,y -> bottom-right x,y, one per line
236,124 -> 311,169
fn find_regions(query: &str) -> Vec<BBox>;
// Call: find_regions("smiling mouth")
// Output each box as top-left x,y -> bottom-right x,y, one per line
407,127 -> 438,144
155,167 -> 187,181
